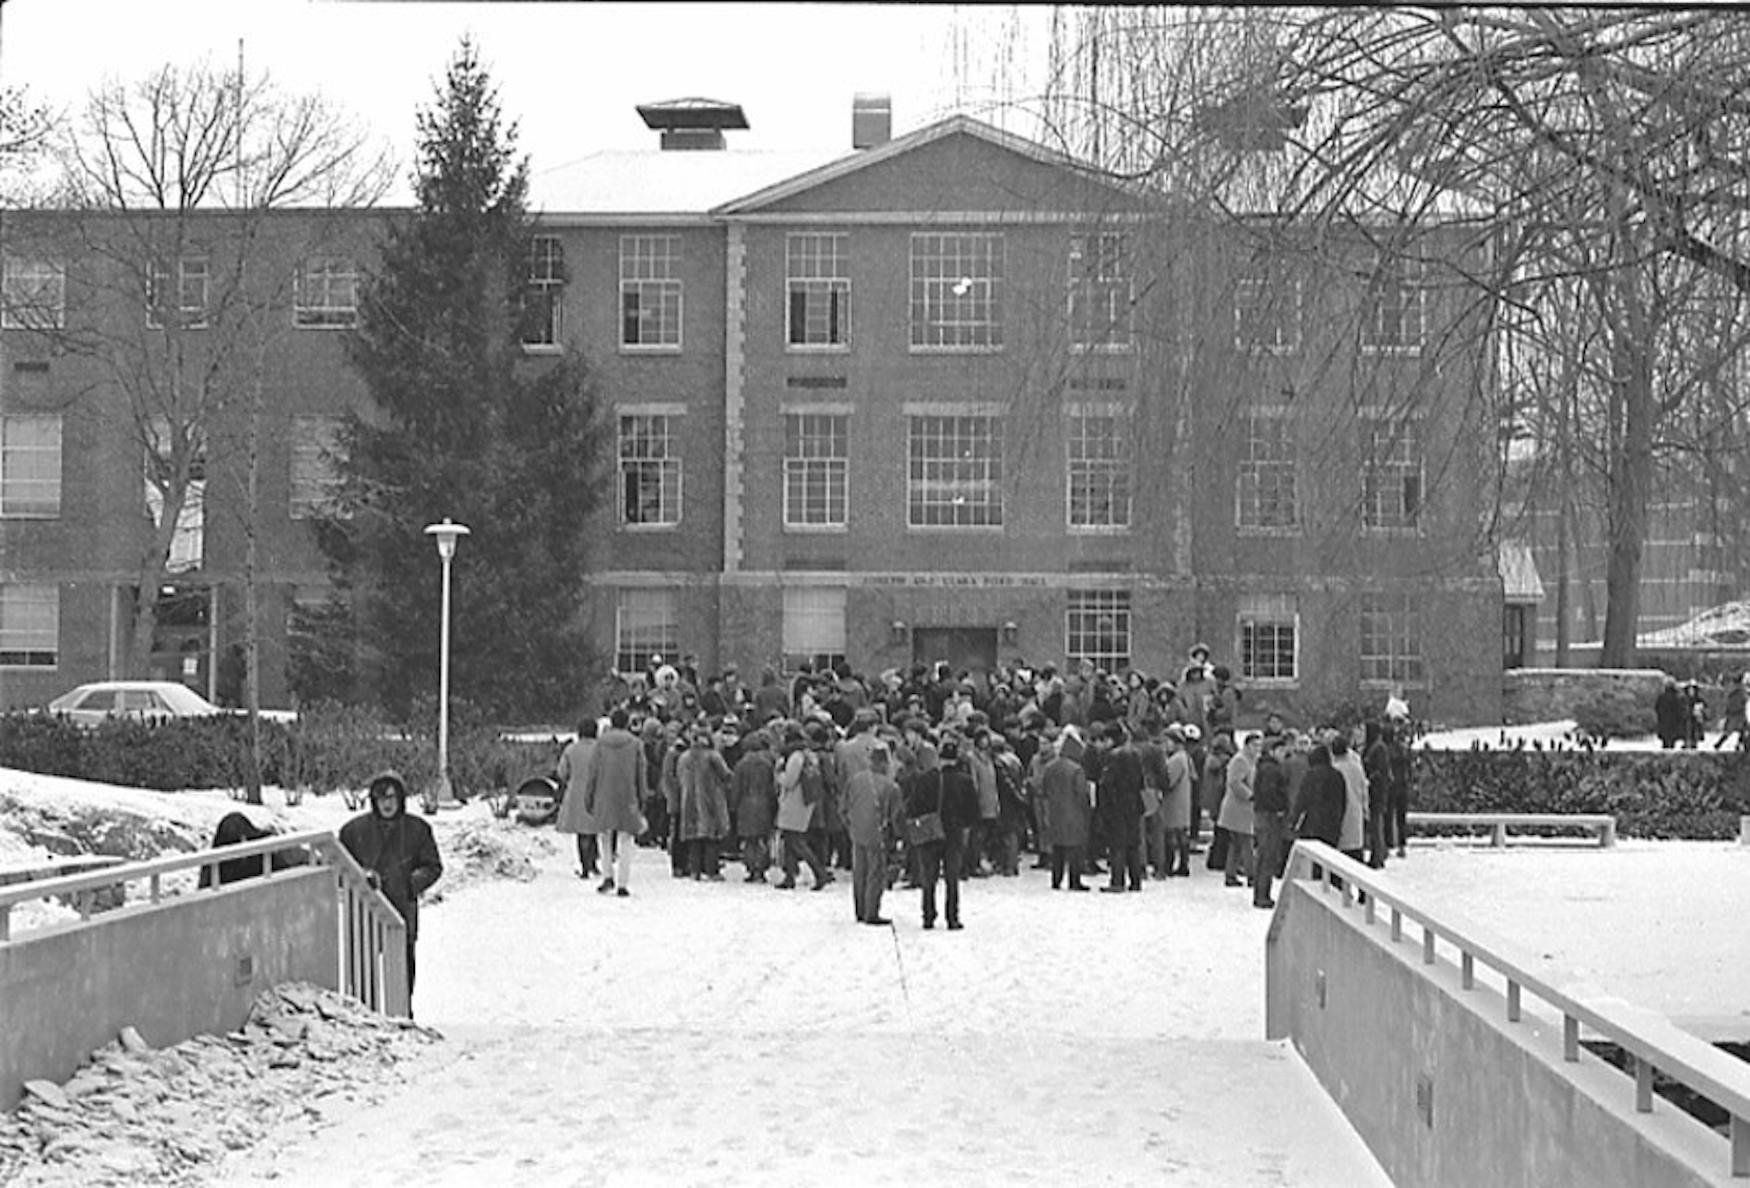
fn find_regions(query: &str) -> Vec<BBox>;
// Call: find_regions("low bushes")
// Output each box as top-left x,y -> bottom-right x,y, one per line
0,701 -> 561,801
1412,747 -> 1750,839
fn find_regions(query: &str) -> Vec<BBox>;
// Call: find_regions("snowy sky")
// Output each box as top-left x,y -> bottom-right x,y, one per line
5,2 -> 1053,177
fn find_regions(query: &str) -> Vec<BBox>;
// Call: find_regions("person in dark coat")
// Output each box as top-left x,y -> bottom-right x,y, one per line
1290,744 -> 1346,854
1251,735 -> 1291,909
1097,724 -> 1147,893
907,738 -> 979,929
1654,678 -> 1686,750
338,771 -> 443,999
198,812 -> 308,888
730,732 -> 777,882
1039,736 -> 1092,891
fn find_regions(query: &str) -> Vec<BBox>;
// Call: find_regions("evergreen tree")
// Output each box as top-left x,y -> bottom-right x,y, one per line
311,40 -> 607,722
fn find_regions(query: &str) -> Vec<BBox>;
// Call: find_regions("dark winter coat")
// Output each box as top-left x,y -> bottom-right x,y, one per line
337,771 -> 443,941
1040,753 -> 1092,849
1253,753 -> 1290,815
584,728 -> 648,836
730,749 -> 777,838
1097,742 -> 1147,825
1291,753 -> 1346,849
678,744 -> 732,841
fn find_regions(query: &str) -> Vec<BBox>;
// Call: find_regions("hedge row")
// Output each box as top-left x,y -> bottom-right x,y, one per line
0,702 -> 562,800
1411,748 -> 1750,840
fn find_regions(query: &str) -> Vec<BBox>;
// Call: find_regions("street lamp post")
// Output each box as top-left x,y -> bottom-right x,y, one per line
423,518 -> 470,810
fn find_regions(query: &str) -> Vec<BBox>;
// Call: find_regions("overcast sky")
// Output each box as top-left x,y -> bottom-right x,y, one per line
5,1 -> 1052,178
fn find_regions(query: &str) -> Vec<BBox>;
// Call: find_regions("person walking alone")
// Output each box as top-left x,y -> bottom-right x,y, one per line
553,717 -> 600,879
843,743 -> 903,925
586,708 -> 648,897
339,772 -> 443,1003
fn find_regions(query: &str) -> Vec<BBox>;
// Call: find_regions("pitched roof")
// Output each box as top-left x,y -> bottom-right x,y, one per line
528,148 -> 843,218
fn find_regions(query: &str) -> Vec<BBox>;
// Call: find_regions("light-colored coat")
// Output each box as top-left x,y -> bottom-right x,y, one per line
775,748 -> 816,833
1333,748 -> 1369,852
1218,749 -> 1256,836
553,736 -> 597,835
584,728 -> 647,836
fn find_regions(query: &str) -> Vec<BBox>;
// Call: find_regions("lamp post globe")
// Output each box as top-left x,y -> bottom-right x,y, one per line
423,518 -> 470,810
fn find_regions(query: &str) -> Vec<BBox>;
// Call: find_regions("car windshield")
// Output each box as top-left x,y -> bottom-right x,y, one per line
152,685 -> 220,715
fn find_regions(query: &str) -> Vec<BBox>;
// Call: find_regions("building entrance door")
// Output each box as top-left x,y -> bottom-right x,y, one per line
912,627 -> 998,682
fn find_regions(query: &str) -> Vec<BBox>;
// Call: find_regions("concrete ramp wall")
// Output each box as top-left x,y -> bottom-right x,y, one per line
0,867 -> 340,1111
1266,851 -> 1736,1188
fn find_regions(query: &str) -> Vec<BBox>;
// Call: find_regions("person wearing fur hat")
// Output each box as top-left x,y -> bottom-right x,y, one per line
339,771 -> 443,1002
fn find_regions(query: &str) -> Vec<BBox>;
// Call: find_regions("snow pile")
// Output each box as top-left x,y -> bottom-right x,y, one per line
1638,599 -> 1750,648
0,983 -> 440,1188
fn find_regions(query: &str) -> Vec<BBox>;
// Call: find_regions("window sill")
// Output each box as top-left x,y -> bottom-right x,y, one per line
905,524 -> 1005,533
1359,345 -> 1424,358
293,319 -> 358,331
785,343 -> 851,355
1243,678 -> 1300,689
520,343 -> 564,356
1237,525 -> 1302,538
1360,680 -> 1426,690
1067,524 -> 1132,536
0,512 -> 61,521
620,344 -> 683,355
908,345 -> 1004,356
619,521 -> 682,532
782,523 -> 849,534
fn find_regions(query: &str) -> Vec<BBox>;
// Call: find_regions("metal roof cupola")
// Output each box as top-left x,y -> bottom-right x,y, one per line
635,98 -> 749,151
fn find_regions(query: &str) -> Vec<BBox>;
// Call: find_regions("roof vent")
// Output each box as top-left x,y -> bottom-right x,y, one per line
852,93 -> 892,150
636,97 -> 749,151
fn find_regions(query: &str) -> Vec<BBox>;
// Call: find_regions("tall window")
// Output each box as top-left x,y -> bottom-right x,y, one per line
521,236 -> 564,348
1234,268 -> 1300,352
783,412 -> 848,528
1066,409 -> 1132,529
0,415 -> 61,518
0,584 -> 57,667
619,413 -> 682,526
147,257 -> 209,329
290,416 -> 344,520
783,587 -> 846,672
1362,417 -> 1423,531
1238,593 -> 1298,682
620,235 -> 682,349
1237,410 -> 1297,531
616,588 -> 678,673
2,258 -> 65,329
908,413 -> 1003,527
786,233 -> 849,348
910,232 -> 1003,350
1066,589 -> 1131,672
1360,593 -> 1424,686
294,256 -> 358,328
1362,255 -> 1426,351
1068,231 -> 1133,351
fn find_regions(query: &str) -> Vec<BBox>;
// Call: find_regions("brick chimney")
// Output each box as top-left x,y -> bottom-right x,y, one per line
852,93 -> 892,150
636,98 -> 749,151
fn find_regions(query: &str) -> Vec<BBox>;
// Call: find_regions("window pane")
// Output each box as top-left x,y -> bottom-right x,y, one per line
616,589 -> 678,672
1237,412 -> 1297,530
0,583 -> 58,666
1238,593 -> 1297,681
620,236 -> 681,347
290,416 -> 343,520
1066,412 -> 1131,528
786,233 -> 850,347
1360,593 -> 1424,685
1069,232 -> 1132,351
910,233 -> 1003,349
1362,419 -> 1422,530
784,413 -> 848,527
619,414 -> 682,525
295,257 -> 359,327
1065,589 -> 1130,672
2,258 -> 65,330
0,415 -> 62,518
908,414 -> 1003,527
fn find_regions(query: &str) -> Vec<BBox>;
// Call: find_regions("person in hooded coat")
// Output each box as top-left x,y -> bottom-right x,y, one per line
586,708 -> 649,896
198,812 -> 309,888
677,726 -> 733,879
1039,734 -> 1092,891
553,716 -> 600,878
338,771 -> 443,998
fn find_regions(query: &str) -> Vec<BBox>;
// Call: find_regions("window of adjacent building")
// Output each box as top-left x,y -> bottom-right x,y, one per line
1234,268 -> 1300,352
1237,410 -> 1297,532
147,257 -> 209,329
0,583 -> 57,667
910,232 -> 1003,350
908,413 -> 1003,528
521,236 -> 564,349
1503,603 -> 1529,670
620,234 -> 682,349
1361,254 -> 1426,352
294,256 -> 358,328
144,420 -> 206,574
2,258 -> 65,330
1066,408 -> 1132,530
1361,417 -> 1423,531
616,588 -> 678,673
1360,592 -> 1424,686
0,415 -> 61,518
1238,593 -> 1298,683
783,412 -> 848,529
782,586 -> 847,672
1068,231 -> 1133,352
786,233 -> 849,349
619,412 -> 681,526
1066,589 -> 1131,673
290,415 -> 345,520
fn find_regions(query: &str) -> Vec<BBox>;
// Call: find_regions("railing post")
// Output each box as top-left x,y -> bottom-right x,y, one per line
1391,906 -> 1403,943
1423,927 -> 1436,965
150,873 -> 161,904
1507,981 -> 1521,1023
0,904 -> 9,943
1636,1056 -> 1654,1113
1564,1015 -> 1580,1062
1462,952 -> 1475,990
1731,1114 -> 1748,1177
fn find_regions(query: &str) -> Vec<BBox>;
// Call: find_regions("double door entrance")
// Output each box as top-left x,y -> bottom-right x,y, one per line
911,627 -> 998,682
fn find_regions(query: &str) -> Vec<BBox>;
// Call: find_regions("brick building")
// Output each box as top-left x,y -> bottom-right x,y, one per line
0,98 -> 1507,725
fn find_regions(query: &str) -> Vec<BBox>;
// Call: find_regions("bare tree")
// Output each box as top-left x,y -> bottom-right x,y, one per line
8,61 -> 390,799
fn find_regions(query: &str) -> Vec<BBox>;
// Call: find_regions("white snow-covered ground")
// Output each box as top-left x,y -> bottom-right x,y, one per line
3,765 -> 1748,1186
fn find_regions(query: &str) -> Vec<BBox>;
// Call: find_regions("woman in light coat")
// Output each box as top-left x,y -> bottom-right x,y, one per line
553,717 -> 599,878
585,709 -> 648,896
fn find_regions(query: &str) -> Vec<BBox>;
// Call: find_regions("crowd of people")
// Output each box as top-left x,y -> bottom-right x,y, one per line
550,648 -> 1417,930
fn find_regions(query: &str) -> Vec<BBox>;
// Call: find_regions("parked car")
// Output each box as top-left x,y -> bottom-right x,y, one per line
43,681 -> 295,727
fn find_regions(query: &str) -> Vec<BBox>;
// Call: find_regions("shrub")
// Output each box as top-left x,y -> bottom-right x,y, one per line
1571,688 -> 1657,742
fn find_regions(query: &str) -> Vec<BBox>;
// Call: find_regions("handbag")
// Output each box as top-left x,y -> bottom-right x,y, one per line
902,775 -> 946,846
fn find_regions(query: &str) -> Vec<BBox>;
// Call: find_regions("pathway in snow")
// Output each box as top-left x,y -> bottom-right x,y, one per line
217,842 -> 1390,1185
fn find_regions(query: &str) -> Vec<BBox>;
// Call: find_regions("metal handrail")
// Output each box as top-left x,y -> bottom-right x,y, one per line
0,828 -> 410,1017
1283,840 -> 1750,1178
